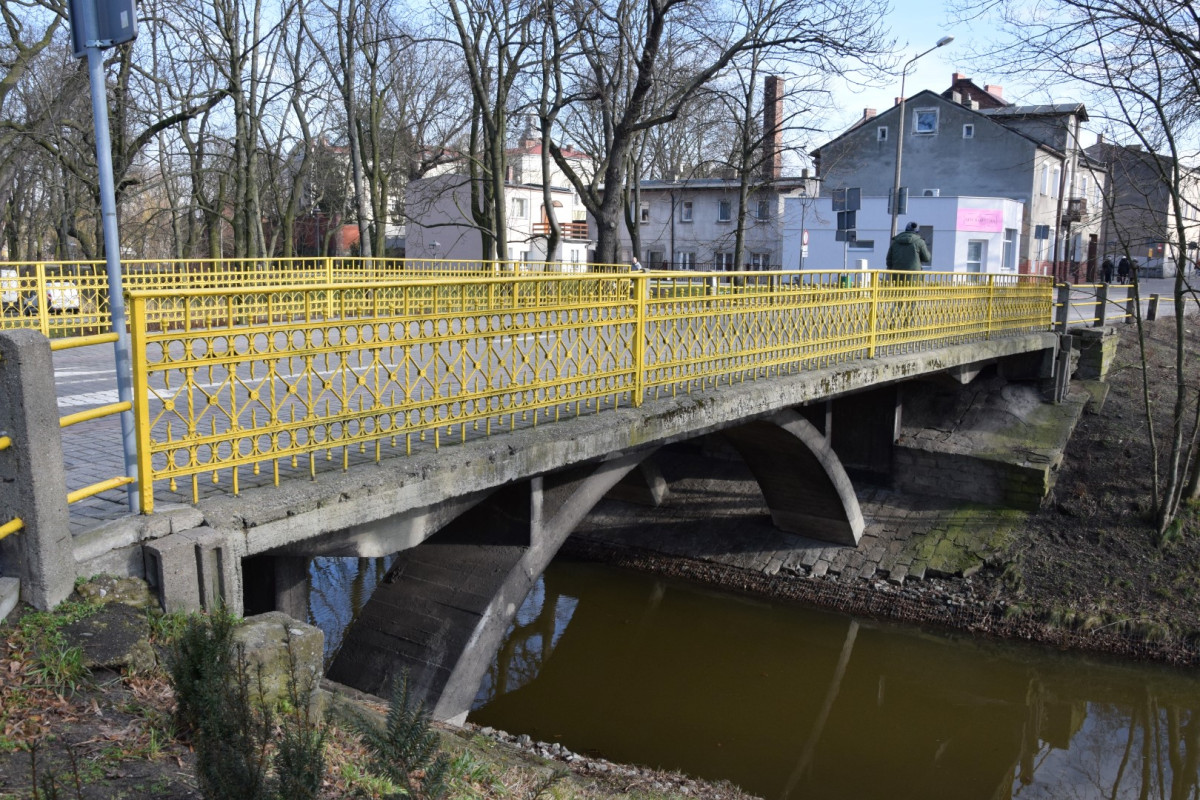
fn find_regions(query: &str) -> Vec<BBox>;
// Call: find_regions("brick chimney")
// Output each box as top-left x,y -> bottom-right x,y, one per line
763,75 -> 784,181
862,108 -> 877,121
952,72 -> 968,82
984,84 -> 1003,98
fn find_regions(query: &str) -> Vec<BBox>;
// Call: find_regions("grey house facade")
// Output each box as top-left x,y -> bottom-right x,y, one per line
1084,139 -> 1200,278
812,88 -> 1106,280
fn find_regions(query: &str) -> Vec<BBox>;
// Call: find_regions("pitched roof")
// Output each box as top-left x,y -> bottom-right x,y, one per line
981,103 -> 1089,121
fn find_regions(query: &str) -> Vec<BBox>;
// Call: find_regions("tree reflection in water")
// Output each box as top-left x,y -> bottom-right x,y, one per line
307,556 -> 393,667
468,561 -> 1200,800
474,574 -> 578,705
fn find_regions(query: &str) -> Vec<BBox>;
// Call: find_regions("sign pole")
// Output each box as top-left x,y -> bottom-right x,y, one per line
77,0 -> 139,511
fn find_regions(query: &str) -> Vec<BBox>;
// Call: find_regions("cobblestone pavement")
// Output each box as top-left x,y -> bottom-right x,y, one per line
573,445 -> 1026,587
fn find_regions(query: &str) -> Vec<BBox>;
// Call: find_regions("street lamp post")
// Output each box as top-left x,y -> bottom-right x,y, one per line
889,36 -> 954,240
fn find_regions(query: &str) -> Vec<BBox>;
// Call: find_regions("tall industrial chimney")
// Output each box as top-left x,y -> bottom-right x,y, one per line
763,76 -> 784,181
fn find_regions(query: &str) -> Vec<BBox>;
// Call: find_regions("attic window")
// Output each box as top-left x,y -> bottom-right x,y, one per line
963,124 -> 974,139
877,126 -> 888,142
913,108 -> 938,134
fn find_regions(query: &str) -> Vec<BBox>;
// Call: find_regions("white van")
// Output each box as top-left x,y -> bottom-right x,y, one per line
46,281 -> 81,312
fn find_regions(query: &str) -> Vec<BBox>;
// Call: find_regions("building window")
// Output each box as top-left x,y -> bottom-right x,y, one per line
913,108 -> 938,134
877,126 -> 888,142
1003,228 -> 1017,270
963,124 -> 974,139
715,252 -> 735,270
717,199 -> 732,222
756,200 -> 771,220
640,204 -> 650,223
1040,165 -> 1050,196
1080,176 -> 1089,199
966,240 -> 986,272
749,252 -> 770,269
676,251 -> 696,269
848,240 -> 875,251
647,250 -> 664,269
681,201 -> 693,222
1051,167 -> 1061,198
511,197 -> 527,218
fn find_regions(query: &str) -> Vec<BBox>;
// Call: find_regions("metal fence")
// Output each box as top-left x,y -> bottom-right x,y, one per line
1,257 -> 628,339
127,269 -> 1053,512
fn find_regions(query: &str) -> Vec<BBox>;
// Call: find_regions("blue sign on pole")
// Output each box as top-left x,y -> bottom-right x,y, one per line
68,0 -> 138,58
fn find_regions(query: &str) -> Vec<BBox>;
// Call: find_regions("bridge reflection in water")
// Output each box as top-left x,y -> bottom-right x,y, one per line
470,560 -> 1200,800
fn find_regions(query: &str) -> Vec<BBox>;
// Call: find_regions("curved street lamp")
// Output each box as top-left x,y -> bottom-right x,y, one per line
889,35 -> 955,240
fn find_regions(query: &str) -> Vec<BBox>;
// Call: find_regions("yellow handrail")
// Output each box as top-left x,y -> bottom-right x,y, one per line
60,401 -> 132,429
0,517 -> 23,540
127,268 -> 1053,513
67,476 -> 136,505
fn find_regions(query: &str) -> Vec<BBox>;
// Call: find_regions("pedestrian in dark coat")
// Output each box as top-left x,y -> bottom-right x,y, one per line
1101,258 -> 1114,283
1117,256 -> 1132,283
886,222 -> 932,271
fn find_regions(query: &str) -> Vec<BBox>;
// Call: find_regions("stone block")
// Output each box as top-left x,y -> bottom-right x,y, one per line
1071,326 -> 1118,380
143,527 -> 229,613
234,611 -> 326,713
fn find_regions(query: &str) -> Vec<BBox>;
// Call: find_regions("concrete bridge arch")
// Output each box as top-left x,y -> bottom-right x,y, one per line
328,408 -> 865,722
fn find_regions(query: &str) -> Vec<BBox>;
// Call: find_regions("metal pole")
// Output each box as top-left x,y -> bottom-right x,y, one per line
889,37 -> 953,241
889,70 -> 910,241
85,45 -> 139,512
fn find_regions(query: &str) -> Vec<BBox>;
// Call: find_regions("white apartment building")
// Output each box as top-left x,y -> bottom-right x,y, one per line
782,195 -> 1026,274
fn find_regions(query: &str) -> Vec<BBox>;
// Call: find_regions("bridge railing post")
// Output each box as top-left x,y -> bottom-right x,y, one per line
1095,283 -> 1108,327
866,271 -> 879,358
129,293 -> 155,514
632,274 -> 646,406
985,274 -> 996,339
1054,283 -> 1071,332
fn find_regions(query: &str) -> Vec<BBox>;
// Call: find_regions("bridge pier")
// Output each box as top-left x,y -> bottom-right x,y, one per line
724,410 -> 864,546
328,448 -> 657,722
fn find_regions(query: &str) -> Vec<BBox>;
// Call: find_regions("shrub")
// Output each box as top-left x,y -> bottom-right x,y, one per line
165,611 -> 327,800
353,670 -> 451,800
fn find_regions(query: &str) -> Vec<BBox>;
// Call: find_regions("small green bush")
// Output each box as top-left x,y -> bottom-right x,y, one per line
354,670 -> 451,800
166,611 -> 327,800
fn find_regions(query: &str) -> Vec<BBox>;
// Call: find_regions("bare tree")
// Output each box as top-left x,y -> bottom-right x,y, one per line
540,0 -> 888,264
962,0 -> 1200,533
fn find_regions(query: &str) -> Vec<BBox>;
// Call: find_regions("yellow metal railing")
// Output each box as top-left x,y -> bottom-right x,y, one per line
2,257 -> 629,339
128,269 -> 1053,512
1058,283 -> 1135,327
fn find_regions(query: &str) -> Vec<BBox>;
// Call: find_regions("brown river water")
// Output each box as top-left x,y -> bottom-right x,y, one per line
311,556 -> 1200,800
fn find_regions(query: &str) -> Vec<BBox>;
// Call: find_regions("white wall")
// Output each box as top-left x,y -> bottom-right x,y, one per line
405,175 -> 591,263
782,195 -> 1025,273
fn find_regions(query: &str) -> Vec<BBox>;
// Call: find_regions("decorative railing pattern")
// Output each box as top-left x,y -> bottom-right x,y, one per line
128,270 -> 1052,512
1,257 -> 627,339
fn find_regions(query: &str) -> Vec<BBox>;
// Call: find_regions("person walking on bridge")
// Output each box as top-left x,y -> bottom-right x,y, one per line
886,222 -> 932,271
885,222 -> 931,331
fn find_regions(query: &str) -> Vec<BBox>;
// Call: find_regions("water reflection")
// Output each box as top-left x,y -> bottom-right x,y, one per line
469,560 -> 1200,800
308,556 -> 393,666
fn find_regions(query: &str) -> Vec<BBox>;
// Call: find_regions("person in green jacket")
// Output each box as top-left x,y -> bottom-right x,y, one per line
886,222 -> 932,270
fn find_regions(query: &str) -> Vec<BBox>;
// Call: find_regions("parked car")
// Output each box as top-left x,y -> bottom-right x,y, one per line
19,281 -> 81,315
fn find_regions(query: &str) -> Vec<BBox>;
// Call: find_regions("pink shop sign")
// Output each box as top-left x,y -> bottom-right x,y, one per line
956,208 -> 1004,232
